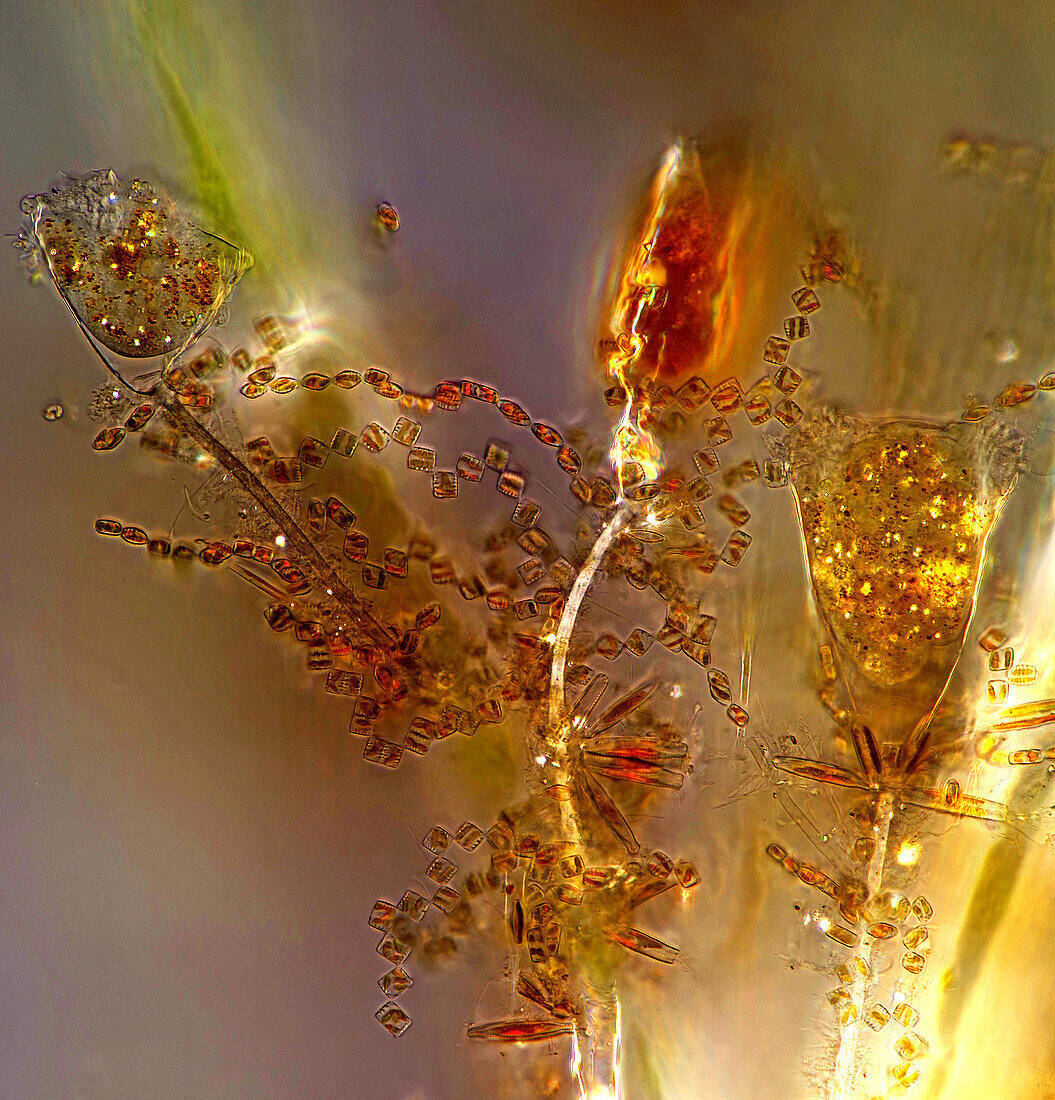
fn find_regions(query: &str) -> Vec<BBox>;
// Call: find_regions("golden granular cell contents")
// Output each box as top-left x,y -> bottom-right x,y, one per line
42,402 -> 64,421
790,414 -> 1017,685
23,170 -> 251,359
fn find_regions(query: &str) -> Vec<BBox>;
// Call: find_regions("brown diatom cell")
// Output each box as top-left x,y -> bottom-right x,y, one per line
120,525 -> 148,546
368,899 -> 396,932
773,365 -> 802,394
718,494 -> 751,526
25,170 -> 251,359
607,926 -> 680,964
1008,748 -> 1044,765
378,967 -> 413,999
996,381 -> 1037,407
426,857 -> 457,885
891,1062 -> 921,1087
375,202 -> 400,232
721,531 -> 751,567
375,1001 -> 411,1037
988,647 -> 1014,671
248,362 -> 277,385
791,286 -> 820,314
836,955 -> 869,983
467,1019 -> 574,1044
486,822 -> 514,851
647,851 -> 674,879
397,891 -> 429,922
1009,664 -> 1038,686
784,315 -> 810,340
873,890 -> 911,923
903,925 -> 929,950
454,822 -> 485,851
92,426 -> 125,451
901,951 -> 926,974
674,862 -> 701,889
431,886 -> 459,913
744,391 -> 771,424
774,398 -> 802,426
123,403 -> 155,431
705,416 -> 733,446
456,454 -> 484,482
892,1001 -> 920,1028
824,923 -> 858,948
707,669 -> 732,703
910,893 -> 937,919
894,1030 -> 929,1061
422,826 -> 452,853
763,336 -> 790,365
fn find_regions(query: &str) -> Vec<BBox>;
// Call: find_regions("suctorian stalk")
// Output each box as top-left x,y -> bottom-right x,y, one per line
828,790 -> 895,1100
163,395 -> 398,649
545,505 -> 631,1099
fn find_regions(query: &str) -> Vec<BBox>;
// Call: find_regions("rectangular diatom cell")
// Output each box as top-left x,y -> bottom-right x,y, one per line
431,886 -> 459,913
325,670 -> 362,697
825,924 -> 858,948
704,417 -> 732,446
361,423 -> 390,452
298,437 -> 329,468
330,428 -> 358,457
407,446 -> 436,472
763,337 -> 790,365
363,737 -> 402,768
457,453 -> 484,481
454,823 -> 485,850
391,417 -> 421,446
368,899 -> 396,932
433,472 -> 458,499
426,858 -> 457,884
398,891 -> 429,921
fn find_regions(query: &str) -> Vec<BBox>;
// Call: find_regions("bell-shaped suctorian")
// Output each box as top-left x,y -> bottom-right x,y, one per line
20,169 -> 252,360
787,410 -> 1021,742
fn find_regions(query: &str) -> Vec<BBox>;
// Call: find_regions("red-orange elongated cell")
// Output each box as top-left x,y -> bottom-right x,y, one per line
467,1019 -> 575,1043
602,142 -> 754,388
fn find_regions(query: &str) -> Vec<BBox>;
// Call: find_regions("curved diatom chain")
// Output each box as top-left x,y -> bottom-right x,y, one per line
20,141 -> 1055,1100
